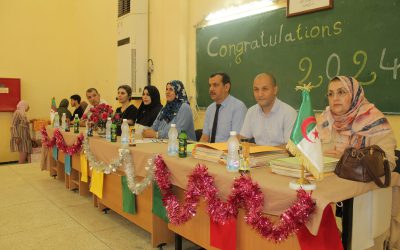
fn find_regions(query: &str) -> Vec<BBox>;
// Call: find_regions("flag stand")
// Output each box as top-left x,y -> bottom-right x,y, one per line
289,165 -> 316,191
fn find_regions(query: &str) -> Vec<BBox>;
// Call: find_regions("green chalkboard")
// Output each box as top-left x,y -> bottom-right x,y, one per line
196,0 -> 400,113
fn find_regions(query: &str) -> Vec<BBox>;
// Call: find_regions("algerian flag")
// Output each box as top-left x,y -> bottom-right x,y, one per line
286,85 -> 324,180
50,97 -> 57,124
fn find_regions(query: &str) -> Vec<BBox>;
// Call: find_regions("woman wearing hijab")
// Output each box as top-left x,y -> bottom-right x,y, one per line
143,80 -> 196,141
57,99 -> 72,124
10,100 -> 32,164
115,85 -> 138,135
135,85 -> 163,127
318,76 -> 396,165
317,76 -> 398,249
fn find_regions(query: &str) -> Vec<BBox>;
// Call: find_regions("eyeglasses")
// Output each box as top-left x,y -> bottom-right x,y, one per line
326,89 -> 349,99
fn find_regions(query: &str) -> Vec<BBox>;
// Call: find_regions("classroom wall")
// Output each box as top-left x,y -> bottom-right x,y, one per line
0,0 -> 398,162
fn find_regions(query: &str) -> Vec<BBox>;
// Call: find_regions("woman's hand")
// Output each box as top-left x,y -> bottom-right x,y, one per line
142,129 -> 157,138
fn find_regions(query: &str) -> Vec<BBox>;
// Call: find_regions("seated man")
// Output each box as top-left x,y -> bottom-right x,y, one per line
240,73 -> 297,146
70,94 -> 84,120
200,72 -> 247,143
81,88 -> 107,126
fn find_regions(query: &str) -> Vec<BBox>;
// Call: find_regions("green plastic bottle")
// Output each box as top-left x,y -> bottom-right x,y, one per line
111,123 -> 117,142
73,114 -> 80,134
178,130 -> 187,158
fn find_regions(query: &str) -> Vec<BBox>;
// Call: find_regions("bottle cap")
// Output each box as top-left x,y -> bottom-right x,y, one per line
230,131 -> 237,136
123,119 -> 127,122
107,117 -> 111,120
75,114 -> 79,117
171,124 -> 176,128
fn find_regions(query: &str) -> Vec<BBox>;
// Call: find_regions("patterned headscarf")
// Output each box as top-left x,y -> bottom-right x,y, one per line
318,76 -> 391,149
158,80 -> 189,123
16,100 -> 29,112
13,100 -> 29,120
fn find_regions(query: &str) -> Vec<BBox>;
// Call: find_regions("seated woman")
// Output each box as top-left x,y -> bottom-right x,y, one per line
115,85 -> 138,135
142,80 -> 196,141
317,76 -> 398,249
57,99 -> 72,124
318,75 -> 396,166
135,85 -> 163,127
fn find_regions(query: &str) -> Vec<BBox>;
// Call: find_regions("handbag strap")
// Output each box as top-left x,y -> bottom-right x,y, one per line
364,156 -> 391,188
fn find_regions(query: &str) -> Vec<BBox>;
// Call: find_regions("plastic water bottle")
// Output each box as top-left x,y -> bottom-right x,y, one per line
61,113 -> 67,131
226,131 -> 240,172
121,119 -> 129,147
105,117 -> 112,142
167,124 -> 178,156
54,113 -> 60,128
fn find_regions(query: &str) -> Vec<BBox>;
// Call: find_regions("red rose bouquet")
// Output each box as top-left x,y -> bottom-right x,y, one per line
82,103 -> 114,128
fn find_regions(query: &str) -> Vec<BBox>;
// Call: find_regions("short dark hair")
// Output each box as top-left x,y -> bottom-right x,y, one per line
70,94 -> 81,104
210,72 -> 231,85
86,88 -> 99,94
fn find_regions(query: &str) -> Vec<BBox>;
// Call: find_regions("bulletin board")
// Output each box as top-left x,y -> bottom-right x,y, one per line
0,78 -> 21,112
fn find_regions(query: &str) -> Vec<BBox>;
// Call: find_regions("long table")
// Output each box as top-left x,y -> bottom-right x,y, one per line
42,129 -> 400,249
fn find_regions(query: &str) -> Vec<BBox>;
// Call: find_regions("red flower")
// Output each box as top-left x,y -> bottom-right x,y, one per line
87,103 -> 114,127
82,113 -> 87,120
114,113 -> 120,120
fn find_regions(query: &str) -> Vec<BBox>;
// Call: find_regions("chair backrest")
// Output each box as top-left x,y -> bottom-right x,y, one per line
195,129 -> 202,142
394,149 -> 400,173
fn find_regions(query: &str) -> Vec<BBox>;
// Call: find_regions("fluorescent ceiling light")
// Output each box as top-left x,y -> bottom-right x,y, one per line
205,0 -> 278,26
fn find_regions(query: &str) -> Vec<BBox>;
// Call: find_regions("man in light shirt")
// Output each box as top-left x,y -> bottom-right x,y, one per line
240,73 -> 297,146
80,88 -> 107,126
200,72 -> 247,143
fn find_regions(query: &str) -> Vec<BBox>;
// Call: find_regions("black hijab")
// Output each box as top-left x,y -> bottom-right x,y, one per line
135,85 -> 163,127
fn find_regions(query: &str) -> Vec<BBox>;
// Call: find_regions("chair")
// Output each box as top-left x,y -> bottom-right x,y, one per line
394,149 -> 400,173
195,129 -> 202,142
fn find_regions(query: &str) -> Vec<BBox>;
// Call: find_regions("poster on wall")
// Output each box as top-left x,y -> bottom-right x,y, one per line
0,78 -> 21,112
287,0 -> 333,17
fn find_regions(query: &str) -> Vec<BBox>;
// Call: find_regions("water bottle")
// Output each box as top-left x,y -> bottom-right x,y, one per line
61,113 -> 67,131
167,124 -> 178,156
226,131 -> 240,172
54,113 -> 60,128
73,114 -> 80,133
178,130 -> 188,158
105,117 -> 112,142
121,119 -> 129,147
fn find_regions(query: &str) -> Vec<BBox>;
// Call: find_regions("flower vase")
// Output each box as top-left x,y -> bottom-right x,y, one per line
95,124 -> 107,137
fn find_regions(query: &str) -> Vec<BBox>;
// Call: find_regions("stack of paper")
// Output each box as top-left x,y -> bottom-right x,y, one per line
192,143 -> 286,166
269,156 -> 339,178
192,143 -> 225,163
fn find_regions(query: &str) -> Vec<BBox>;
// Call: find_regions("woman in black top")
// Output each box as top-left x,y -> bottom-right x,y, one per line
115,85 -> 138,135
135,85 -> 163,127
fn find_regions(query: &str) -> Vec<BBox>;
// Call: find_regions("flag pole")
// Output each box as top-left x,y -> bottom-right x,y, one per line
297,165 -> 310,185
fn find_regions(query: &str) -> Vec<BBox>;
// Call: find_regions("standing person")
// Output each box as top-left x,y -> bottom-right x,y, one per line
135,86 -> 163,133
10,100 -> 32,164
57,99 -> 72,124
115,85 -> 138,135
200,72 -> 247,143
240,73 -> 297,146
142,80 -> 196,141
70,94 -> 84,120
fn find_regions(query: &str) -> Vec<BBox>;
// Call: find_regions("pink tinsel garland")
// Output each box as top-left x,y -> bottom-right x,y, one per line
154,155 -> 316,242
41,127 -> 84,155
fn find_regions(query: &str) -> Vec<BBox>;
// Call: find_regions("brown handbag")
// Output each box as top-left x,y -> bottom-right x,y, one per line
335,145 -> 391,188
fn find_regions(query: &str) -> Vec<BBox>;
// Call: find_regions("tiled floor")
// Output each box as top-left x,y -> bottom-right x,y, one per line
0,163 -> 197,250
